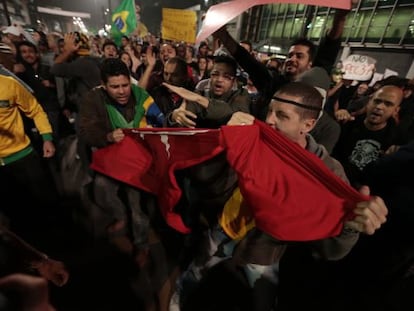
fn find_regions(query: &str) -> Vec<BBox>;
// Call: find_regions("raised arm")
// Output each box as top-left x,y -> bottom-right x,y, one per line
138,46 -> 157,90
313,9 -> 352,73
212,27 -> 278,95
0,225 -> 69,286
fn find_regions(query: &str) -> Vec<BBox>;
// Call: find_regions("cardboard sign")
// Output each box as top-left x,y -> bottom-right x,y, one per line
162,8 -> 197,43
342,54 -> 376,81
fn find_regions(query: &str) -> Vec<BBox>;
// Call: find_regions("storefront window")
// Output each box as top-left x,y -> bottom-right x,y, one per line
268,19 -> 284,38
347,10 -> 372,41
308,16 -> 326,39
283,19 -> 293,38
403,18 -> 414,44
365,11 -> 388,43
291,17 -> 305,38
383,7 -> 413,43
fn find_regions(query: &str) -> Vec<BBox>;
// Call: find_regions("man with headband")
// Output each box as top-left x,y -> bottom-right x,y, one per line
180,82 -> 388,311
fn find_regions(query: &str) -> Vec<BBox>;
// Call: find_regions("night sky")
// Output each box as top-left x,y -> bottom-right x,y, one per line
36,0 -> 202,34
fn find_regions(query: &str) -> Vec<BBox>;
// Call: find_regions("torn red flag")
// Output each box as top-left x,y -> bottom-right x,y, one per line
91,128 -> 224,233
91,121 -> 367,240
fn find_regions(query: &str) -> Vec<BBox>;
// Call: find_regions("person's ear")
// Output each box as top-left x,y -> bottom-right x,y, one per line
393,105 -> 401,119
302,118 -> 316,134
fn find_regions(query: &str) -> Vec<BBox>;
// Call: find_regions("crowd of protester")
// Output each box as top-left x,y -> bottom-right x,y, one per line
0,5 -> 413,310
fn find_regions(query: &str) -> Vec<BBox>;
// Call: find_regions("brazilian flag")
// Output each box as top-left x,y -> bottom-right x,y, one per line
111,0 -> 137,46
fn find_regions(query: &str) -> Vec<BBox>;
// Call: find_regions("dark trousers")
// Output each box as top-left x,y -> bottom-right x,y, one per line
0,151 -> 60,247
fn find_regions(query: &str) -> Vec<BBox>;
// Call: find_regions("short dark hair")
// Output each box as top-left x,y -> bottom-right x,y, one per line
100,58 -> 130,83
16,40 -> 37,53
16,41 -> 38,64
290,38 -> 316,61
199,41 -> 208,48
102,40 -> 118,51
35,30 -> 49,49
165,57 -> 194,89
275,81 -> 323,119
380,75 -> 407,88
213,55 -> 238,77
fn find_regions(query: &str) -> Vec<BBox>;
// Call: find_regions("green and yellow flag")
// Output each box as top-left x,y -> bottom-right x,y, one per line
111,0 -> 137,46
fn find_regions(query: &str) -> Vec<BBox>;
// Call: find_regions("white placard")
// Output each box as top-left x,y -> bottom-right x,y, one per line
342,54 -> 376,81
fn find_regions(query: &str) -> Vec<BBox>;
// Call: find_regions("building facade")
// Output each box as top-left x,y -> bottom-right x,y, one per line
0,0 -> 31,26
238,0 -> 414,78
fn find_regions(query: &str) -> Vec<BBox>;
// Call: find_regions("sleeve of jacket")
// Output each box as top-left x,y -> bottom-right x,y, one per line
203,89 -> 251,120
308,153 -> 360,261
313,36 -> 342,75
310,228 -> 359,261
50,61 -> 74,78
185,88 -> 251,123
78,89 -> 111,148
14,78 -> 53,138
232,44 -> 280,97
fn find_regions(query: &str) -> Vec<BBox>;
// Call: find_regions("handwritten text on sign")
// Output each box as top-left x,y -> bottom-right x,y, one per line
342,54 -> 376,81
162,8 -> 197,44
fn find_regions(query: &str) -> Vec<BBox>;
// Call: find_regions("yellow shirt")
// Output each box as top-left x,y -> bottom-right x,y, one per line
0,75 -> 52,158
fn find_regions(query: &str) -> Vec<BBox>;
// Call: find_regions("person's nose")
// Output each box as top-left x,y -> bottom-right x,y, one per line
266,112 -> 277,127
119,86 -> 127,95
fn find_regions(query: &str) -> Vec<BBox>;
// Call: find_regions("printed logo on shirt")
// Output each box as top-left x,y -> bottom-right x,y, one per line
0,100 -> 10,108
349,139 -> 381,170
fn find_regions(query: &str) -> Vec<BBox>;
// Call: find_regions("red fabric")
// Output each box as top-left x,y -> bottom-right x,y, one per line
90,128 -> 224,233
91,122 -> 368,240
220,120 -> 368,241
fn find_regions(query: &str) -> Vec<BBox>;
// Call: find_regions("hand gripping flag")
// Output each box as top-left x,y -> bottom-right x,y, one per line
111,0 -> 137,46
91,121 -> 368,240
220,121 -> 367,241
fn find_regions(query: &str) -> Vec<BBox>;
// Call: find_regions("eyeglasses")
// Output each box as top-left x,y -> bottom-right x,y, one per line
210,71 -> 235,81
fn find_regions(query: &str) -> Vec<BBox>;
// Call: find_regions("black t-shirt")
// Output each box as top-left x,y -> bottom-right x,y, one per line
332,115 -> 399,186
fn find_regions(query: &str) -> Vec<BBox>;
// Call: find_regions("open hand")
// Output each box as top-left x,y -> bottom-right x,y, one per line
171,100 -> 197,128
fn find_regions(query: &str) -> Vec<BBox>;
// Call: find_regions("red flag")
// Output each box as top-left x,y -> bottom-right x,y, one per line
221,121 -> 367,241
91,122 -> 367,240
91,128 -> 224,233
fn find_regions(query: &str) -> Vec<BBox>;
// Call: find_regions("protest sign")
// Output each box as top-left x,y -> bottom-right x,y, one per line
162,8 -> 197,43
342,54 -> 376,81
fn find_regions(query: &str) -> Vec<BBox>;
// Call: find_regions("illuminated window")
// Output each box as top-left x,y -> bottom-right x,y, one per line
383,8 -> 413,43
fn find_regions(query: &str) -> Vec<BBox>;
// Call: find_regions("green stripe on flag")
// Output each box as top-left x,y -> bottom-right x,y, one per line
111,0 -> 137,46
